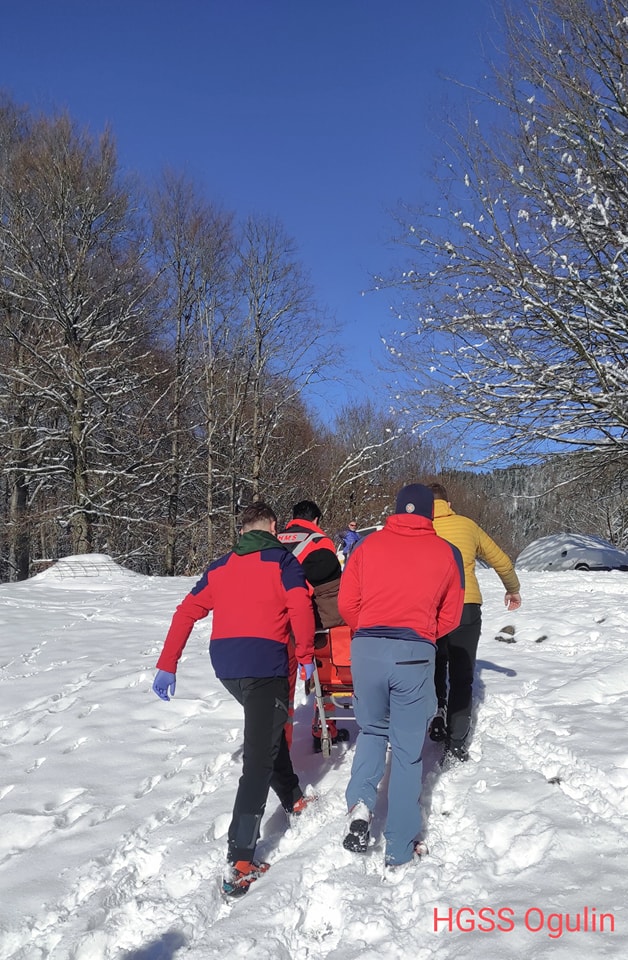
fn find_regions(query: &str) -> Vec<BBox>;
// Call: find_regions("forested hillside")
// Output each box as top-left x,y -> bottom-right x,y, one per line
445,454 -> 628,558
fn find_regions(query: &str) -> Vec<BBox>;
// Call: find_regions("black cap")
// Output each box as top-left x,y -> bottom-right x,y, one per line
394,484 -> 434,519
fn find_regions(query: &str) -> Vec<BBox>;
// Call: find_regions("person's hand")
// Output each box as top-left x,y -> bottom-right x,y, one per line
152,670 -> 176,701
505,593 -> 521,611
299,662 -> 315,682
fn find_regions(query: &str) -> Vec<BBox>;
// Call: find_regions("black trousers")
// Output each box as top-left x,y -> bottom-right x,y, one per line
434,603 -> 482,745
221,676 -> 302,863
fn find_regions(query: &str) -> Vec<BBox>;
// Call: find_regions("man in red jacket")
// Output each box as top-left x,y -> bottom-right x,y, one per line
278,499 -> 343,590
278,499 -> 347,748
338,484 -> 464,870
152,502 -> 316,897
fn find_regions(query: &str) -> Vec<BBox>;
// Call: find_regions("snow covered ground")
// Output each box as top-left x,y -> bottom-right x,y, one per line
0,554 -> 626,959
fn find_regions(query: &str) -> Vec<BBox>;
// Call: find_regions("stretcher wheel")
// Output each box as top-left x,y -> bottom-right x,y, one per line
322,739 -> 332,758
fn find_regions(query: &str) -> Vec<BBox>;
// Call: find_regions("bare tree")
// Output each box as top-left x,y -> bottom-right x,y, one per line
0,306 -> 40,579
148,170 -> 233,573
221,215 -> 338,535
0,98 -> 35,579
0,111 -> 152,560
385,0 -> 628,464
318,399 -> 440,533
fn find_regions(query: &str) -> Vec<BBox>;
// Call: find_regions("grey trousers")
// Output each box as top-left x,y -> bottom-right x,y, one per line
346,634 -> 436,865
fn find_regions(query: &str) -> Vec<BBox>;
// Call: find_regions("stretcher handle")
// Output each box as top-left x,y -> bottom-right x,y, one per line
310,661 -> 332,758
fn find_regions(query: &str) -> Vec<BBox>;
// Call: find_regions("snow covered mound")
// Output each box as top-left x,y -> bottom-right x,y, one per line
32,553 -> 143,584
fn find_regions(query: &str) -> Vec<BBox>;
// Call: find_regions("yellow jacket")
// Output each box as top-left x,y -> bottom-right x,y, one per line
432,499 -> 520,605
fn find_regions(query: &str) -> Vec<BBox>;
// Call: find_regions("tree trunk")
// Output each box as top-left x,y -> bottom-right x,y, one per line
69,386 -> 93,554
9,470 -> 29,580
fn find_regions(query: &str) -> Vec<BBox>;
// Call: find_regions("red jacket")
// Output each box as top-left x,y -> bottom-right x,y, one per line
279,517 -> 344,629
338,513 -> 465,643
278,518 -> 342,586
156,532 -> 315,679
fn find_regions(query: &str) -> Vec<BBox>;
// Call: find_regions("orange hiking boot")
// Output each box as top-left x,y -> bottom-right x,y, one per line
222,859 -> 270,897
289,793 -> 318,816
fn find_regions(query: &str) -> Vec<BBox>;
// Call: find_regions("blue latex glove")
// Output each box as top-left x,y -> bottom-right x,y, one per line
299,662 -> 315,682
153,670 -> 176,701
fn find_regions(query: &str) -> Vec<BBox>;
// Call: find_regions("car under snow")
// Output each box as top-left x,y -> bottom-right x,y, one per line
516,533 -> 628,572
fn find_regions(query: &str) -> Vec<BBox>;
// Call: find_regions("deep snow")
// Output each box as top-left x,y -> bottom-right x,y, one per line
0,554 -> 626,959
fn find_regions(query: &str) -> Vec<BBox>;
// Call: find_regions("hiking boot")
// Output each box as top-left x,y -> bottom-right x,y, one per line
342,801 -> 371,853
384,840 -> 429,872
429,705 -> 447,742
441,739 -> 469,767
448,739 -> 469,762
221,859 -> 270,897
288,793 -> 317,816
414,839 -> 429,858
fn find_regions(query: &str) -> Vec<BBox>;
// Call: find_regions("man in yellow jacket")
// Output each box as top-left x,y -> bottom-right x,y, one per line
428,483 -> 522,763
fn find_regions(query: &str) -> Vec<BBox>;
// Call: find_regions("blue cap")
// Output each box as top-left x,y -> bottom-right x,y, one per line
395,484 -> 434,519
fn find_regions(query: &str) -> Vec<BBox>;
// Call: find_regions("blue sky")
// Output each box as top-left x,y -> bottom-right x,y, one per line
2,0 -> 497,421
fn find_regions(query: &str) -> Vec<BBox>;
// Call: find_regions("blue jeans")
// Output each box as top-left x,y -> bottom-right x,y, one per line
346,634 -> 436,865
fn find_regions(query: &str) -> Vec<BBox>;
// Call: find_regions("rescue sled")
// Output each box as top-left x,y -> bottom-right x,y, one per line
310,624 -> 355,757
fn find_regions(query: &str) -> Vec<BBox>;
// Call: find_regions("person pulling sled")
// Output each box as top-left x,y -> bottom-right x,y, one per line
279,499 -> 351,751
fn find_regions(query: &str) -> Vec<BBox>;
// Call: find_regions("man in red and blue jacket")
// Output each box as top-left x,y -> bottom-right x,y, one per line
152,502 -> 315,896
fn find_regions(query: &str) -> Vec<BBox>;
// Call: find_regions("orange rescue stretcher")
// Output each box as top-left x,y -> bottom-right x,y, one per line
309,624 -> 355,757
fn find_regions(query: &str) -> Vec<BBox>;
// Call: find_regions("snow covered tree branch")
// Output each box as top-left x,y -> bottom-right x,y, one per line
384,0 -> 628,464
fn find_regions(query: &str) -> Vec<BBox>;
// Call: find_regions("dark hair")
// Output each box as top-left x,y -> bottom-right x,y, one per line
292,499 -> 321,522
240,502 -> 277,530
429,483 -> 449,502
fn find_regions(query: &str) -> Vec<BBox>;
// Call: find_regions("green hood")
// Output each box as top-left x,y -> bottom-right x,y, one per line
233,529 -> 284,556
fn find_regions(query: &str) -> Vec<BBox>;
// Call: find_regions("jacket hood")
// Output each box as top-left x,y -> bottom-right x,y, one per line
433,499 -> 455,520
233,529 -> 283,556
384,513 -> 434,536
